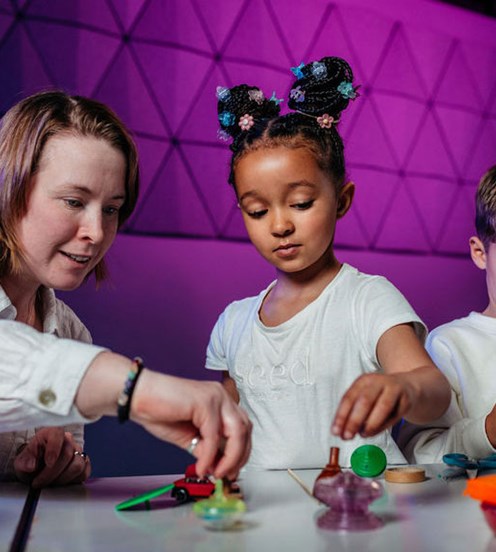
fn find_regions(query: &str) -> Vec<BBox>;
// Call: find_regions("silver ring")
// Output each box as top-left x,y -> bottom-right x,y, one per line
74,451 -> 88,462
187,436 -> 201,455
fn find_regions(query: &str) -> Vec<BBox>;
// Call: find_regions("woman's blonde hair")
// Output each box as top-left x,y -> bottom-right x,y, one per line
0,90 -> 139,281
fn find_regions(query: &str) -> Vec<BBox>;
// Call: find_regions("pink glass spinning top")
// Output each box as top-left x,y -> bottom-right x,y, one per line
313,471 -> 384,531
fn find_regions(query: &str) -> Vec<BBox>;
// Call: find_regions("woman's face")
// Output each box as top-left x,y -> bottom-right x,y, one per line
15,134 -> 126,291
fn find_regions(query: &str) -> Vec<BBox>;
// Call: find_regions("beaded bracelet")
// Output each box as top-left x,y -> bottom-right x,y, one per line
117,357 -> 145,423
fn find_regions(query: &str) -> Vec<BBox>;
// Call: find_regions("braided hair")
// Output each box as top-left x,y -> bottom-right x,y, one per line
216,56 -> 358,192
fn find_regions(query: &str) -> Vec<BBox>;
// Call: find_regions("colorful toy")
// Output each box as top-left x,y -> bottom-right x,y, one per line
115,464 -> 240,511
350,444 -> 387,478
193,479 -> 246,530
314,471 -> 384,531
315,446 -> 341,482
464,475 -> 496,536
171,464 -> 216,503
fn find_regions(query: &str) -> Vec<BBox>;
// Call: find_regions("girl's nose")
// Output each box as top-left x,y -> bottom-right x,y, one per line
271,212 -> 295,237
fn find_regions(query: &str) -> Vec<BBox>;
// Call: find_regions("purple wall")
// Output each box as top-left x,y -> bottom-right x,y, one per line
0,0 -> 494,474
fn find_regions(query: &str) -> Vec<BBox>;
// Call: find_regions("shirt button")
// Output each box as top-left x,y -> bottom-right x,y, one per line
39,389 -> 56,407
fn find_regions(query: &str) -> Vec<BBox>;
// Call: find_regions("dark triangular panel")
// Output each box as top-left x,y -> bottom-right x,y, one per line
404,109 -> 457,178
25,0 -> 119,33
107,0 -> 148,32
132,42 -> 211,136
346,168 -> 399,245
370,24 -> 427,100
25,20 -> 121,95
344,94 -> 399,170
132,0 -> 211,52
373,180 -> 431,252
436,186 -> 476,254
132,146 -> 217,236
434,42 -> 483,109
95,45 -> 170,136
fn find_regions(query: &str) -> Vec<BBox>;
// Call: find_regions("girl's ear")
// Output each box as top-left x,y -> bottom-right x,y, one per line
469,236 -> 487,270
337,181 -> 355,218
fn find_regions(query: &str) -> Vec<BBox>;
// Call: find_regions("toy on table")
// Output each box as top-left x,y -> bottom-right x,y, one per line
464,474 -> 496,536
350,445 -> 387,478
314,471 -> 384,531
193,478 -> 246,530
312,446 -> 384,531
115,464 -> 241,511
442,453 -> 496,480
315,446 -> 341,482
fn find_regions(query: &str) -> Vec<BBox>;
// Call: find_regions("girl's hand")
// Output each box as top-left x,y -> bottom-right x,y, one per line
332,324 -> 450,440
14,428 -> 91,487
331,373 -> 415,440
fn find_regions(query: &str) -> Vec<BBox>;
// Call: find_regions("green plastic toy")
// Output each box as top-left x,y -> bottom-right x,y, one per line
193,479 -> 246,530
350,444 -> 387,478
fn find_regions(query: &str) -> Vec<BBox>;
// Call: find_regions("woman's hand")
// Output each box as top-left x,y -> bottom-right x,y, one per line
14,427 -> 91,487
131,371 -> 252,480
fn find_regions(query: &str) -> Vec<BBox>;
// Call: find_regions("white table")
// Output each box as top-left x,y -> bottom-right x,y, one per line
21,465 -> 496,551
0,481 -> 30,552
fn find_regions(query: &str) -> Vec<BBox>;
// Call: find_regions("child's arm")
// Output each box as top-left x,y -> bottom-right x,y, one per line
332,323 -> 451,441
222,371 -> 240,404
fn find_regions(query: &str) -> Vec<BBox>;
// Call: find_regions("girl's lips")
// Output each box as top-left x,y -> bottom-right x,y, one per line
274,244 -> 301,258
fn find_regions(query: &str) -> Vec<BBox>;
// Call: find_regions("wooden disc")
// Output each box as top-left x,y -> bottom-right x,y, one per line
384,467 -> 426,483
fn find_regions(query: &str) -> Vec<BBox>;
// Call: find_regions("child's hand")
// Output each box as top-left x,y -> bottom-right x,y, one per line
14,428 -> 90,487
485,404 -> 496,448
331,373 -> 415,440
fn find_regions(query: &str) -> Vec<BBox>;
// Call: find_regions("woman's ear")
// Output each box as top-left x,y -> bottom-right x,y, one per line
337,181 -> 355,218
469,236 -> 487,270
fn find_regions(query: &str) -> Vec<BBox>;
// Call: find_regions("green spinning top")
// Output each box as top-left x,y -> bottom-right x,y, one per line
350,445 -> 387,478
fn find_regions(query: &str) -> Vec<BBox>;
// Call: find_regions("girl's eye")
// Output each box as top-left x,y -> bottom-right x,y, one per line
293,200 -> 314,210
247,209 -> 268,219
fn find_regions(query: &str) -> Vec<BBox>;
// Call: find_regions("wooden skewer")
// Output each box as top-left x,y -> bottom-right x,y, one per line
287,469 -> 322,503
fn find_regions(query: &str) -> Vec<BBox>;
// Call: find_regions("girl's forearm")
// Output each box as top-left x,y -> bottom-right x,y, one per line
400,365 -> 451,424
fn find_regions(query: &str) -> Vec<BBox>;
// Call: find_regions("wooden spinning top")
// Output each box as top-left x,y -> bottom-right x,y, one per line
316,447 -> 342,481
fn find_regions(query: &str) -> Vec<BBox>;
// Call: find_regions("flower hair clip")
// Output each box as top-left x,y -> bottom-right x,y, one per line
311,61 -> 327,80
218,111 -> 236,127
337,81 -> 359,100
290,86 -> 305,103
269,91 -> 284,105
316,113 -> 335,129
238,114 -> 254,131
248,89 -> 264,105
216,86 -> 231,102
291,62 -> 305,79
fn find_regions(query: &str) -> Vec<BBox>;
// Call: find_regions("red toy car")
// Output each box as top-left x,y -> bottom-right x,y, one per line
171,464 -> 215,503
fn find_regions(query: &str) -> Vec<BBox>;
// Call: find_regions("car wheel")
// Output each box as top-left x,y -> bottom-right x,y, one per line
174,488 -> 190,504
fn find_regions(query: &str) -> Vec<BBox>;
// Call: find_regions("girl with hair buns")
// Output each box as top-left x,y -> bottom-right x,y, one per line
207,56 -> 450,470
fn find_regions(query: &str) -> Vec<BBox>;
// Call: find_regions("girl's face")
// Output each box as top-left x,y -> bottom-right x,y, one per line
235,146 -> 352,275
15,134 -> 126,291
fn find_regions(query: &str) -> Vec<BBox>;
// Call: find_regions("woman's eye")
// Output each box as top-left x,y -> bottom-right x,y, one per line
293,200 -> 314,210
247,209 -> 268,219
103,206 -> 120,216
64,198 -> 82,208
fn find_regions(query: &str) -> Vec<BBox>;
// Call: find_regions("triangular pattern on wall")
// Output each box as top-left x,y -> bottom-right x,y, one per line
1,0 -> 495,257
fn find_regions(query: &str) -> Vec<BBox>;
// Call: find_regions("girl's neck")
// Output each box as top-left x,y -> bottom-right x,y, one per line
1,273 -> 43,330
260,250 -> 342,327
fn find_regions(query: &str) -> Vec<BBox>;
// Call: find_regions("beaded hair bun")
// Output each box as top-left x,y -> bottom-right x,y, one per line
217,84 -> 281,146
287,56 -> 358,123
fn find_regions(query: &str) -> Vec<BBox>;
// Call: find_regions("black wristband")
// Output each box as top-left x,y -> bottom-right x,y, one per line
117,357 -> 144,423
